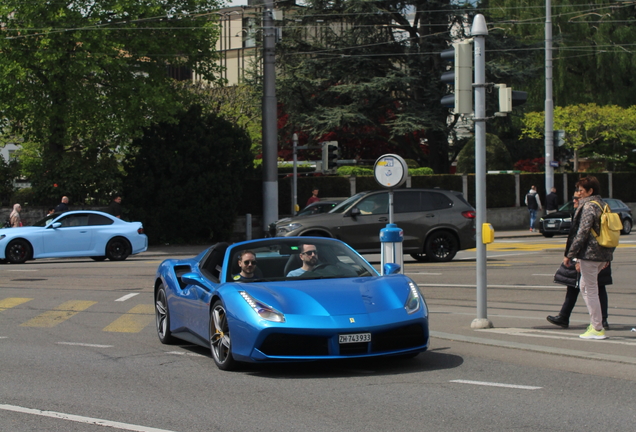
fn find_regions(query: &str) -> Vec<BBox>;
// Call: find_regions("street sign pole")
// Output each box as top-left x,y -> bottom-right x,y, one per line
471,14 -> 493,329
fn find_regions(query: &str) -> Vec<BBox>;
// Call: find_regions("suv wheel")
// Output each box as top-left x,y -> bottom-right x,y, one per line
425,231 -> 458,262
410,253 -> 429,262
621,218 -> 632,235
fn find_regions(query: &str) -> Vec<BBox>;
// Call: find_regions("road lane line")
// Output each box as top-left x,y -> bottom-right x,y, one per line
103,304 -> 154,333
0,403 -> 177,432
115,293 -> 140,302
166,351 -> 206,357
0,297 -> 33,312
450,380 -> 542,390
57,342 -> 113,348
479,327 -> 636,346
20,300 -> 97,327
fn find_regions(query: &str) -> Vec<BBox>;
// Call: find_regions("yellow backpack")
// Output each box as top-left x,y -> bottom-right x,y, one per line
590,201 -> 622,248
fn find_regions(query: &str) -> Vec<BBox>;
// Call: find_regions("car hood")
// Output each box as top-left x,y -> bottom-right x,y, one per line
542,210 -> 572,220
0,226 -> 44,235
235,275 -> 410,316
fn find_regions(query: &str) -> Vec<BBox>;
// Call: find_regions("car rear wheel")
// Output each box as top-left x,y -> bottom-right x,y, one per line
409,253 -> 429,262
155,285 -> 176,344
106,237 -> 131,261
542,233 -> 555,238
424,231 -> 458,262
90,256 -> 107,261
210,300 -> 237,371
6,239 -> 31,264
621,218 -> 632,235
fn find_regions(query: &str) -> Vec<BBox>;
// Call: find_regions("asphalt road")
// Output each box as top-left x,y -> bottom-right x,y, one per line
1,235 -> 635,431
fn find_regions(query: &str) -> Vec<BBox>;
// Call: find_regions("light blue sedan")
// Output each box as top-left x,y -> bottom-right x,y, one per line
0,210 -> 148,264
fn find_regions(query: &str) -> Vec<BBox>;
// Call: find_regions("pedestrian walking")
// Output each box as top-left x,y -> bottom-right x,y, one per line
564,176 -> 614,340
106,195 -> 123,218
546,187 -> 559,214
306,187 -> 320,207
54,196 -> 69,213
525,185 -> 542,232
547,193 -> 611,330
9,203 -> 22,227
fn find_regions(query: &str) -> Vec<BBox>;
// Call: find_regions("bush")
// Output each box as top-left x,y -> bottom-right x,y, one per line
456,133 -> 513,173
336,166 -> 374,176
409,167 -> 434,176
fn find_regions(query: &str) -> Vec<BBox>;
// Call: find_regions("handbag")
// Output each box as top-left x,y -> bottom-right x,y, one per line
553,262 -> 578,287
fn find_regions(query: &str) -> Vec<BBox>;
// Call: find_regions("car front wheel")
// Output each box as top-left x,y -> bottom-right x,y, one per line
6,239 -> 31,264
621,218 -> 632,235
424,231 -> 458,262
210,300 -> 237,371
106,237 -> 131,261
155,285 -> 176,344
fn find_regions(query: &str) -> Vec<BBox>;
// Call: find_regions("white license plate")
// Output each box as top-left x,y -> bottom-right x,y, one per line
339,333 -> 371,344
546,222 -> 556,227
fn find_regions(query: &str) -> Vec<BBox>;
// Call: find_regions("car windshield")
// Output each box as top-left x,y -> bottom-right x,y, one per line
329,192 -> 365,214
225,238 -> 377,282
558,201 -> 575,212
32,215 -> 59,227
297,202 -> 336,217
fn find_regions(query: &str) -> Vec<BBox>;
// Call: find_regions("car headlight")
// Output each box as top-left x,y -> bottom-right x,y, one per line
563,217 -> 571,223
277,223 -> 302,234
405,281 -> 422,314
240,291 -> 285,323
539,218 -> 544,222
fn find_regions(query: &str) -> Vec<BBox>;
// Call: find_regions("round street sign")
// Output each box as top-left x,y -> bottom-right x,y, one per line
374,154 -> 408,188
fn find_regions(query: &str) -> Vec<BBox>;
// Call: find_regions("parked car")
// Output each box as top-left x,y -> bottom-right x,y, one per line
0,210 -> 148,264
539,198 -> 633,237
271,189 -> 476,262
154,236 -> 429,371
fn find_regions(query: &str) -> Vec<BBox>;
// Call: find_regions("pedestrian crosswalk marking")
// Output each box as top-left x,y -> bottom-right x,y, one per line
0,297 -> 33,312
20,300 -> 97,328
103,304 -> 154,333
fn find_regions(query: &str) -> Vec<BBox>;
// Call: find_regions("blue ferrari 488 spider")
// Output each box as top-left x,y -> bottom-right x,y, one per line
154,237 -> 429,370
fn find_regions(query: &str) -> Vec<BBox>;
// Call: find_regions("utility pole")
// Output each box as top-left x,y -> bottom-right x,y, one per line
545,0 -> 554,191
262,0 -> 278,229
292,133 -> 298,216
471,14 -> 493,330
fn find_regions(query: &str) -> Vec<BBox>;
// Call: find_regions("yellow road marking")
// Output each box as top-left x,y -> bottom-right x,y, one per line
103,304 -> 154,333
0,298 -> 33,312
20,300 -> 97,328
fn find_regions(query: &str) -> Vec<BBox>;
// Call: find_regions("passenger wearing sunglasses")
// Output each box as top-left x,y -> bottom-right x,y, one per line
287,244 -> 319,277
233,250 -> 258,281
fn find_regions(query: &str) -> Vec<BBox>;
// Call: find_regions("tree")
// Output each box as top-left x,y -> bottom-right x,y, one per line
481,0 -> 636,108
521,104 -> 636,171
0,156 -> 20,206
276,0 -> 469,172
0,0 -> 224,203
122,106 -> 254,245
456,133 -> 512,173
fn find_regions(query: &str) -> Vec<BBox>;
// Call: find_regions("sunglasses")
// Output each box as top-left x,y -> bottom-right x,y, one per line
242,260 -> 257,266
302,250 -> 317,256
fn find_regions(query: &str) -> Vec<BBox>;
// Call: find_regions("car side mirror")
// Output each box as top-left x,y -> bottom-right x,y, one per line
349,207 -> 361,218
49,222 -> 62,228
383,263 -> 401,275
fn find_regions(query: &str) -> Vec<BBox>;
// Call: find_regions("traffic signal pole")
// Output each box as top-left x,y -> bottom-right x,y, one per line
544,0 -> 554,193
262,1 -> 278,229
471,14 -> 493,330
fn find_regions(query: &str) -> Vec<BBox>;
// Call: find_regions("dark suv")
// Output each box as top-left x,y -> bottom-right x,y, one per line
539,198 -> 633,237
272,189 -> 476,262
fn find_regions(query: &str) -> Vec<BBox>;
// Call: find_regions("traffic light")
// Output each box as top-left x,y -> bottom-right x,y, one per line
496,85 -> 527,113
440,41 -> 473,114
322,141 -> 339,172
511,90 -> 528,108
554,130 -> 566,146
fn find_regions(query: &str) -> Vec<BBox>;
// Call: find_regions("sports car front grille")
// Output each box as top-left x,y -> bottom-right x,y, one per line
371,324 -> 426,352
260,334 -> 329,356
259,323 -> 426,358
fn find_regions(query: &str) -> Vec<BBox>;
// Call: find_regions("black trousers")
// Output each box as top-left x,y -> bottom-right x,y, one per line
559,285 -> 608,320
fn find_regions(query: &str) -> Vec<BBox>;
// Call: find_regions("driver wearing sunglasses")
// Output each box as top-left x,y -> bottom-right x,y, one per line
233,250 -> 258,281
286,244 -> 319,277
